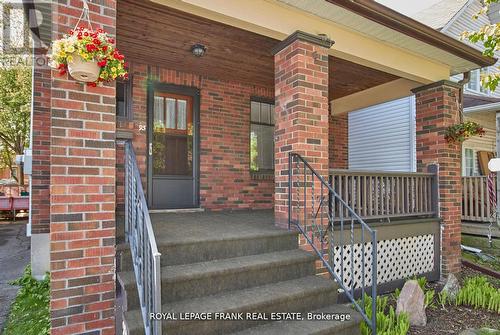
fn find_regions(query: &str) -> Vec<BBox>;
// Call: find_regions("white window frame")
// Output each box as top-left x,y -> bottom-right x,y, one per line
465,68 -> 491,95
462,147 -> 476,176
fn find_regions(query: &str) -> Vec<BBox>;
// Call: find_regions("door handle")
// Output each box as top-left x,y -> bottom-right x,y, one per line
149,142 -> 152,156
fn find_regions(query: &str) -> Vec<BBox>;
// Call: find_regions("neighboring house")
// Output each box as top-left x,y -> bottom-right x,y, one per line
348,0 -> 500,224
24,0 -> 495,334
417,0 -> 500,225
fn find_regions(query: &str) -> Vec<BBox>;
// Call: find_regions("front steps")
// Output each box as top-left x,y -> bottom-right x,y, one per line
117,211 -> 362,334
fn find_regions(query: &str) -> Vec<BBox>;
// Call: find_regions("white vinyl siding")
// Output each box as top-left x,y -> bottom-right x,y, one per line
348,96 -> 416,172
462,112 -> 496,176
445,0 -> 500,97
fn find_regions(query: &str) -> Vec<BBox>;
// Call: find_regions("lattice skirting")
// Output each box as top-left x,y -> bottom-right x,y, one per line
331,234 -> 435,289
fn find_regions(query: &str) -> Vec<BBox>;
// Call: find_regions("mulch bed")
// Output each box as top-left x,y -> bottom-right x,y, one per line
407,266 -> 500,335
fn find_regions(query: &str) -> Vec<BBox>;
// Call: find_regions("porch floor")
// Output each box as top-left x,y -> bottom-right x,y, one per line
149,209 -> 279,243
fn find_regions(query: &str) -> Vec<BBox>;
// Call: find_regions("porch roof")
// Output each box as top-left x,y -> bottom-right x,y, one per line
282,0 -> 495,74
152,0 -> 494,84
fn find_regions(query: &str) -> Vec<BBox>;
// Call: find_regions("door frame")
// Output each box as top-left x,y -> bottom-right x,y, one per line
146,81 -> 201,209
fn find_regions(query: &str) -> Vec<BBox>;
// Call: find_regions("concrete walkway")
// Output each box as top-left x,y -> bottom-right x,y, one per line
0,223 -> 30,332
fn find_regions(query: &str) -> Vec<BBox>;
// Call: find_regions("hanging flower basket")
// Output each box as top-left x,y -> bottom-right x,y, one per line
49,27 -> 128,86
444,121 -> 485,144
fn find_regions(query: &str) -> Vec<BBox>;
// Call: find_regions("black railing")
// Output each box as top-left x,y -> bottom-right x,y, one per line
288,153 -> 377,334
125,141 -> 162,335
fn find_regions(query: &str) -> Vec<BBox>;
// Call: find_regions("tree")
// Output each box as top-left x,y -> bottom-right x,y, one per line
462,0 -> 500,90
0,66 -> 31,186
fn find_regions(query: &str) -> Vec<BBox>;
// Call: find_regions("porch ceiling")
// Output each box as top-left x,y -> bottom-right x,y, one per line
118,0 -> 399,99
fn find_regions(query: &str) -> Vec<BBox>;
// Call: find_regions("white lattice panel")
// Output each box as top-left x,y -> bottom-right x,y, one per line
331,234 -> 434,289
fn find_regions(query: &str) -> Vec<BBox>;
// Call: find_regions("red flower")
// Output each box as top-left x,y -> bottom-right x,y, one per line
86,44 -> 97,52
102,45 -> 108,52
84,32 -> 89,37
108,38 -> 115,44
97,59 -> 107,67
59,69 -> 66,75
93,38 -> 101,45
87,82 -> 97,87
69,30 -> 74,35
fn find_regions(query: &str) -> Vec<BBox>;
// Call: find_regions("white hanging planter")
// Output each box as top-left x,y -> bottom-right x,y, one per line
67,53 -> 100,83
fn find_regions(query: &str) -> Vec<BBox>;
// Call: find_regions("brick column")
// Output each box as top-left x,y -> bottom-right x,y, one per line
50,1 -> 116,334
31,66 -> 51,279
412,80 -> 462,275
273,31 -> 333,227
329,113 -> 348,169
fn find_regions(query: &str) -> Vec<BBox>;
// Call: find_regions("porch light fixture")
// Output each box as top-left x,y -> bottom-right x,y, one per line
191,43 -> 207,57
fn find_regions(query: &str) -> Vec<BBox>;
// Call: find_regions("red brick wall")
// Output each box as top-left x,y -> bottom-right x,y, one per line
50,1 -> 116,334
115,63 -> 274,211
329,113 -> 348,169
273,35 -> 331,227
31,67 -> 51,234
413,80 -> 462,275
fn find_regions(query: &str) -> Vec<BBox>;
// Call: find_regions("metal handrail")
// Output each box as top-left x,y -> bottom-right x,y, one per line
125,141 -> 162,335
288,152 -> 377,334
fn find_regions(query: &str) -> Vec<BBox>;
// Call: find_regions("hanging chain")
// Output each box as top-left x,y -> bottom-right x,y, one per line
74,0 -> 93,32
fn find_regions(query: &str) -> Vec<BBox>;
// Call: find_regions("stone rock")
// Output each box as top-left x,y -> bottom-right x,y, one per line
396,280 -> 427,326
442,273 -> 460,301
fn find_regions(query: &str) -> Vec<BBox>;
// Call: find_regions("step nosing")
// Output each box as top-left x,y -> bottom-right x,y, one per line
164,252 -> 316,281
156,231 -> 297,247
165,277 -> 337,312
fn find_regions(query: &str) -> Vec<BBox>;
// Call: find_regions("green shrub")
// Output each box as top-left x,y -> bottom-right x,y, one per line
3,266 -> 50,335
424,289 -> 435,309
359,294 -> 410,335
456,276 -> 500,314
437,290 -> 448,310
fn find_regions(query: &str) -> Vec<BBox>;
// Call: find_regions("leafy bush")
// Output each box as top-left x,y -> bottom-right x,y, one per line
3,266 -> 50,335
359,294 -> 410,335
437,291 -> 448,310
456,276 -> 500,314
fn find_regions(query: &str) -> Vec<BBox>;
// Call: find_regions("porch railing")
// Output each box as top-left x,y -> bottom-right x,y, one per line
462,176 -> 496,222
125,141 -> 162,335
288,153 -> 377,334
329,168 -> 439,221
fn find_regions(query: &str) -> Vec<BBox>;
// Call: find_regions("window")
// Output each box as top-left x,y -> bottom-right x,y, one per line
466,69 -> 479,92
250,99 -> 275,172
116,78 -> 132,119
464,148 -> 475,176
466,68 -> 490,94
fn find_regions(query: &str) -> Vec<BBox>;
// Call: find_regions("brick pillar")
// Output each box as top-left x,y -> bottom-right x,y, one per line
50,1 -> 116,334
273,31 -> 333,227
412,80 -> 462,275
31,66 -> 51,279
329,113 -> 348,169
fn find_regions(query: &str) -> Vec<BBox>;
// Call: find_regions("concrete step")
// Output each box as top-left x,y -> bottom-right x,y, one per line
231,305 -> 362,335
119,229 -> 298,270
125,275 -> 339,335
119,249 -> 318,309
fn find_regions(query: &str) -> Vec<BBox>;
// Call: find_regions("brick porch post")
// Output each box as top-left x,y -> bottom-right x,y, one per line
412,80 -> 462,275
329,113 -> 348,169
49,1 -> 116,334
273,31 -> 333,227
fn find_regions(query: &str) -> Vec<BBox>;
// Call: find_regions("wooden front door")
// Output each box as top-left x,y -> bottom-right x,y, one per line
147,83 -> 200,209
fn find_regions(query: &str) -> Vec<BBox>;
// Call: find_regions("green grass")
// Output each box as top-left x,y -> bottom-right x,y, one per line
2,266 -> 50,335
